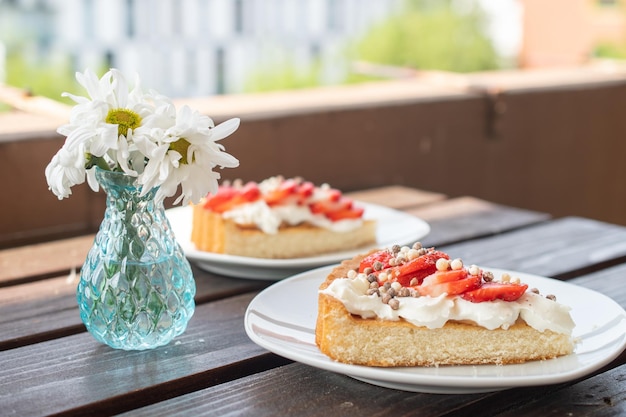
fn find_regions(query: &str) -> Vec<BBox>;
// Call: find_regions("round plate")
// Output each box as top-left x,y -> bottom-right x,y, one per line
244,266 -> 626,393
166,202 -> 430,280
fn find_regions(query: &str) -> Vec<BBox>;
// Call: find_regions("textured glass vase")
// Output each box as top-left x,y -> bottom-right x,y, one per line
77,168 -> 196,350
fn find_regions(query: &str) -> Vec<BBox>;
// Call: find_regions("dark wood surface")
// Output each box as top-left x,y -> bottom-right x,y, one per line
1,185 -> 624,417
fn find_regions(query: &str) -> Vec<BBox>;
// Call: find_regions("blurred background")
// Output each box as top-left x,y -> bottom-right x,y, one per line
1,0 -> 623,101
3,0 -> 626,248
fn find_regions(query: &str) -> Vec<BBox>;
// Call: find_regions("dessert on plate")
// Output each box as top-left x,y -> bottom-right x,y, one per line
191,176 -> 377,259
316,243 -> 576,367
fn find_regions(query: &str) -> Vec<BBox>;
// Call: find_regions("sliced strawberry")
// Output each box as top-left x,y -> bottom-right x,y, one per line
310,195 -> 362,221
359,250 -> 393,273
326,188 -> 342,202
390,250 -> 450,286
211,194 -> 250,212
325,206 -> 364,221
296,181 -> 315,203
396,250 -> 449,278
309,200 -> 330,215
203,187 -> 239,211
203,182 -> 261,212
417,275 -> 481,297
421,269 -> 468,286
264,179 -> 298,206
309,197 -> 353,216
240,181 -> 261,201
461,282 -> 529,303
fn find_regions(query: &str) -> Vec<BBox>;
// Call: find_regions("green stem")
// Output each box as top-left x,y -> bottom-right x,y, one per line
85,153 -> 112,171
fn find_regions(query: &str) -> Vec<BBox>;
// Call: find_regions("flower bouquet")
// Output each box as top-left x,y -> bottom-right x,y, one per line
45,69 -> 240,350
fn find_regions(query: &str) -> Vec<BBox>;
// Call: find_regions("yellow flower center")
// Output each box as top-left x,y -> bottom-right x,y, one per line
106,108 -> 142,137
169,138 -> 193,164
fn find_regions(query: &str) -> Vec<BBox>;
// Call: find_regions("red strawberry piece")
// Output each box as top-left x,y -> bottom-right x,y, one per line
309,200 -> 330,215
240,182 -> 261,201
326,188 -> 342,202
204,182 -> 261,213
204,182 -> 262,213
211,194 -> 249,212
421,269 -> 469,286
203,187 -> 239,212
461,282 -> 529,303
264,179 -> 298,205
296,181 -> 315,203
391,250 -> 450,286
337,197 -> 354,210
359,250 -> 393,273
325,206 -> 364,221
417,275 -> 482,297
309,197 -> 353,216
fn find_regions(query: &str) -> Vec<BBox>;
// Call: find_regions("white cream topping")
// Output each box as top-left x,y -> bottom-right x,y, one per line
321,274 -> 575,334
222,200 -> 363,234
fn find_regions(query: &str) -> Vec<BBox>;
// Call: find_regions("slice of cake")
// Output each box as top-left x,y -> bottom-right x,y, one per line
191,176 -> 377,259
316,243 -> 575,367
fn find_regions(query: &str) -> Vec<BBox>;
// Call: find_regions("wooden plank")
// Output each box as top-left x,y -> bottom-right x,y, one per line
3,199 -> 625,416
485,364 -> 626,417
120,357 -> 626,417
408,196 -> 550,247
140,360 -> 624,417
0,292 -> 289,417
0,271 -> 83,350
116,362 -> 485,417
0,266 -> 268,351
438,217 -> 626,280
0,235 -> 93,286
346,185 -> 446,210
568,263 -> 626,307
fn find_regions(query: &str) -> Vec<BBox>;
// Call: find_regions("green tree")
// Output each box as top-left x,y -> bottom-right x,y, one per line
594,42 -> 626,59
244,0 -> 499,93
244,58 -> 323,93
5,52 -> 80,104
352,0 -> 499,73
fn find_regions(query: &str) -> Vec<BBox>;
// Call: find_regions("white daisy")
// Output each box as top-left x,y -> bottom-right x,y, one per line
46,69 -> 151,195
137,105 -> 240,205
44,141 -> 87,199
46,68 -> 240,205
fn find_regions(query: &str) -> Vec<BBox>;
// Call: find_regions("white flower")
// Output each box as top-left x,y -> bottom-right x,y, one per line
137,105 -> 240,205
44,141 -> 87,199
45,68 -> 240,204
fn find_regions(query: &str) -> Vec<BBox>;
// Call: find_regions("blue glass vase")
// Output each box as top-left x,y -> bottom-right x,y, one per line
77,168 -> 196,350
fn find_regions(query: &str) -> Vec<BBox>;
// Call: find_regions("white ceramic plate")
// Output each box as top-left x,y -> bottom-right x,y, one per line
244,266 -> 626,394
166,202 -> 430,280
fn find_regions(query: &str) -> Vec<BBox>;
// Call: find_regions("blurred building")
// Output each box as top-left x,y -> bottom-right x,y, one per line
6,0 -> 626,97
520,0 -> 626,67
7,0 -> 401,97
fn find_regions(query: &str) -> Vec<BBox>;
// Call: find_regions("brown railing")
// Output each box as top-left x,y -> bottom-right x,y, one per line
2,62 -> 626,248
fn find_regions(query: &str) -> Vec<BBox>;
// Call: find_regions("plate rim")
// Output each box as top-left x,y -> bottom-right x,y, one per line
244,265 -> 626,392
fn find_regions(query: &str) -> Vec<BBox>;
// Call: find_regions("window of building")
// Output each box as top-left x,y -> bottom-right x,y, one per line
126,0 -> 135,37
215,47 -> 225,94
172,0 -> 183,35
186,49 -> 197,91
83,0 -> 94,39
105,50 -> 115,68
310,43 -> 321,60
234,0 -> 244,34
326,0 -> 344,32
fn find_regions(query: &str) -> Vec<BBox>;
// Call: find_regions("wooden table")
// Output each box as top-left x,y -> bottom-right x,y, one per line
1,186 -> 625,416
